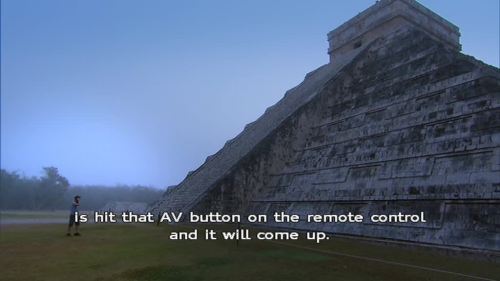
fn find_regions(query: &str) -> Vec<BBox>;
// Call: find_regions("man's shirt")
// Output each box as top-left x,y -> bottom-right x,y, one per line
70,202 -> 79,214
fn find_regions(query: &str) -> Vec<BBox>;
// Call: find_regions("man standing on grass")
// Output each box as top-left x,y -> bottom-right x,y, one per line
67,195 -> 81,236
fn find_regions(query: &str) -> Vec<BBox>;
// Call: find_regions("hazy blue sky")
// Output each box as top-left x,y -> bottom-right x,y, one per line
2,0 -> 499,188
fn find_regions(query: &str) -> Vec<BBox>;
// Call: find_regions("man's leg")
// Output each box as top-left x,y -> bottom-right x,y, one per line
67,215 -> 73,236
74,221 -> 80,236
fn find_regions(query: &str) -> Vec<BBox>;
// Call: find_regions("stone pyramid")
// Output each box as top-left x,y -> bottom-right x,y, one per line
151,0 -> 500,252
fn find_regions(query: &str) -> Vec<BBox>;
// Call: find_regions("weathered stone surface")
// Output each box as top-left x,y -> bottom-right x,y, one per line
151,0 -> 500,253
327,0 -> 461,63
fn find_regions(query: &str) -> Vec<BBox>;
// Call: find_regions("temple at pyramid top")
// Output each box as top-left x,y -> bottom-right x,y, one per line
327,0 -> 461,63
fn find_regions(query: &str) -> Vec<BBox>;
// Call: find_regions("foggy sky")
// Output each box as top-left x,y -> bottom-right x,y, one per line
1,0 -> 499,188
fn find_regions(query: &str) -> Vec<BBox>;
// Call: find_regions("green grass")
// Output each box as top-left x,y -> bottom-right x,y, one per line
0,223 -> 498,281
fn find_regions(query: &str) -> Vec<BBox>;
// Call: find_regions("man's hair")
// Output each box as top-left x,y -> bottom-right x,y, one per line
74,195 -> 81,200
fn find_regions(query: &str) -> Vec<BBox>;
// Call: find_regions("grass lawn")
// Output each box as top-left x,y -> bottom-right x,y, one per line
1,210 -> 69,219
0,210 -> 69,225
0,223 -> 498,281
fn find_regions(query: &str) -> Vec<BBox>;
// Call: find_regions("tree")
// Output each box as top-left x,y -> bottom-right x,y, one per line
1,167 -> 163,210
37,167 -> 70,209
0,169 -> 38,209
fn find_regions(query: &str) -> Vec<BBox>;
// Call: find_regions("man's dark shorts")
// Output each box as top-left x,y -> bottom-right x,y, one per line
68,214 -> 80,227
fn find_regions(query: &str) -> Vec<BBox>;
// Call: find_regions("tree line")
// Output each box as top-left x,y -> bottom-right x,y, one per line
0,167 -> 164,210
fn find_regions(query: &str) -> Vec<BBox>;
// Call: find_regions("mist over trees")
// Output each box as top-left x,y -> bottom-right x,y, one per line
0,167 -> 164,210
